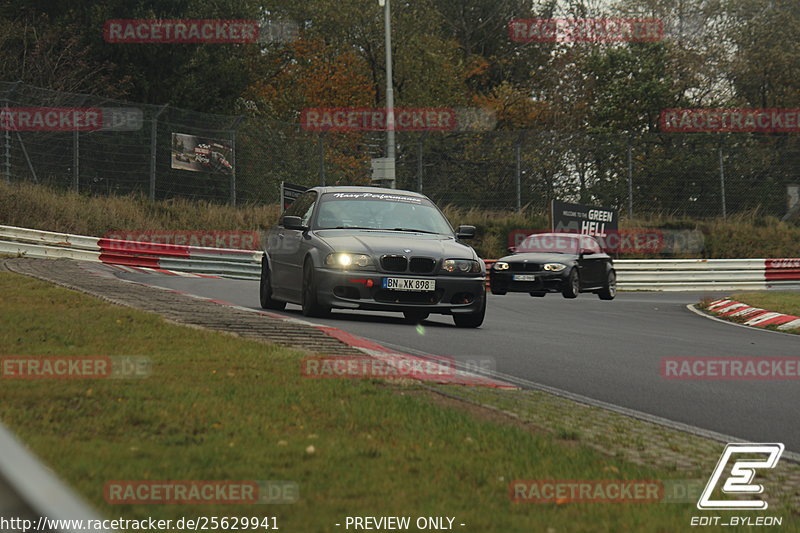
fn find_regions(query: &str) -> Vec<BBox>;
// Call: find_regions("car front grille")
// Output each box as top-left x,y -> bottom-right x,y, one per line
381,255 -> 408,272
510,262 -> 539,272
409,257 -> 436,274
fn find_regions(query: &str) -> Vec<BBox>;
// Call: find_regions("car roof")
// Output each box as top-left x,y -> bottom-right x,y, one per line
524,232 -> 583,239
310,186 -> 428,199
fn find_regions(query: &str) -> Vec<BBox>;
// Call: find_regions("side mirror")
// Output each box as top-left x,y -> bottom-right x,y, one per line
507,246 -> 517,254
282,215 -> 305,230
456,225 -> 476,239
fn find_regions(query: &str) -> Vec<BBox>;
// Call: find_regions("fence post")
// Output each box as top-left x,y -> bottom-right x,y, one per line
627,134 -> 634,218
230,131 -> 237,206
515,133 -> 524,212
73,129 -> 79,192
718,142 -> 726,219
228,116 -> 244,206
417,132 -> 427,192
150,105 -> 168,202
3,99 -> 9,183
16,133 -> 38,184
318,133 -> 326,186
3,83 -> 20,184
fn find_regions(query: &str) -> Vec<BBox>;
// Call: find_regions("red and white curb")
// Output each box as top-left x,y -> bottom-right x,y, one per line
705,298 -> 800,332
79,263 -> 515,389
104,263 -> 222,278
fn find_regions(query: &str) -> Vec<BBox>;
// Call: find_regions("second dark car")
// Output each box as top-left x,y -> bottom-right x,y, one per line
489,233 -> 616,300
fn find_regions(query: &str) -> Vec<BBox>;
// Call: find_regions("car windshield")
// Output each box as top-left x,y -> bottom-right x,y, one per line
315,192 -> 453,235
518,234 -> 580,254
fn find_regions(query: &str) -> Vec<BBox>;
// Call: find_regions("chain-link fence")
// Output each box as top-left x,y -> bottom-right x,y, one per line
3,81 -> 799,219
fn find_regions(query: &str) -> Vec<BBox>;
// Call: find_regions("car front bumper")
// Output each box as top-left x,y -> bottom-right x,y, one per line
313,268 -> 486,315
489,271 -> 567,293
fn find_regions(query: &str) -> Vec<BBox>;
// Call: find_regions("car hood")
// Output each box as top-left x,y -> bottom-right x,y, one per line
315,229 -> 477,259
497,252 -> 578,264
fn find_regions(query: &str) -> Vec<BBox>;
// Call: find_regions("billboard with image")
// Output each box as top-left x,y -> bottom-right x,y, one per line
171,132 -> 233,175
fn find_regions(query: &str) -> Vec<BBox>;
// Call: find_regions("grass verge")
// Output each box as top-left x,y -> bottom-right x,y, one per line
730,292 -> 800,318
0,271 -> 732,531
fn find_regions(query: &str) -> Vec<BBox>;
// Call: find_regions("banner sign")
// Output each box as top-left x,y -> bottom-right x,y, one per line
551,200 -> 618,237
171,133 -> 233,175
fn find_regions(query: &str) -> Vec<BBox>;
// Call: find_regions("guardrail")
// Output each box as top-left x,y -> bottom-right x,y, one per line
3,225 -> 800,290
0,225 -> 262,280
614,258 -> 800,291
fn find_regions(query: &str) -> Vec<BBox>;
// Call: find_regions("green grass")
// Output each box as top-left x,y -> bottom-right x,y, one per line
0,271 -> 722,531
730,292 -> 800,318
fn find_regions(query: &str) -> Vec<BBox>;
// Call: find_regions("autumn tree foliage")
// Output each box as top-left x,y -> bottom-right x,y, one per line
245,37 -> 375,120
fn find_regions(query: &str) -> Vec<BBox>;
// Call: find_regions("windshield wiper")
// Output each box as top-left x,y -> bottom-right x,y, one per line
389,227 -> 439,234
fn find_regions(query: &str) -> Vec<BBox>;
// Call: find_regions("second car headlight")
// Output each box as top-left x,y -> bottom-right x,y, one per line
325,253 -> 373,268
493,262 -> 509,270
543,263 -> 567,272
442,259 -> 481,274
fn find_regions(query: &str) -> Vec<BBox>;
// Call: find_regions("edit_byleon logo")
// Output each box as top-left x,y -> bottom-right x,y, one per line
697,443 -> 784,510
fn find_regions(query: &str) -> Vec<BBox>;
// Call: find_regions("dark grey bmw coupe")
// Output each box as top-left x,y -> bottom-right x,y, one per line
260,186 -> 486,327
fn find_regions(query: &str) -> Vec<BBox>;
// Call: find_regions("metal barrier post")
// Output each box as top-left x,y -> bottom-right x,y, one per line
718,143 -> 727,219
150,105 -> 168,202
3,99 -> 9,183
627,134 -> 633,218
318,132 -> 326,186
72,129 -> 79,192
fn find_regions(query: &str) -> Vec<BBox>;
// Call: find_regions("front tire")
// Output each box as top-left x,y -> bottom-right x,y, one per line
598,270 -> 616,300
562,269 -> 580,299
260,258 -> 286,310
453,295 -> 486,328
302,259 -> 330,317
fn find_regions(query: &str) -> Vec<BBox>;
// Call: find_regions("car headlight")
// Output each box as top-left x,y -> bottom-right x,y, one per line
493,262 -> 509,270
442,259 -> 481,274
325,253 -> 372,268
543,263 -> 567,272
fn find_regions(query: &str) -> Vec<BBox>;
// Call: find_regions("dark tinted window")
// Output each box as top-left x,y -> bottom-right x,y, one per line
283,191 -> 317,226
581,236 -> 602,254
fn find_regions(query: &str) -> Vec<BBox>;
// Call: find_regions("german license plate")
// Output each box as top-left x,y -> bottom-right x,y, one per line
383,277 -> 436,291
513,274 -> 537,281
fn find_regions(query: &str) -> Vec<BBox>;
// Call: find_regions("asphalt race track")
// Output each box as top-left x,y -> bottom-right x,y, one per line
113,270 -> 799,452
